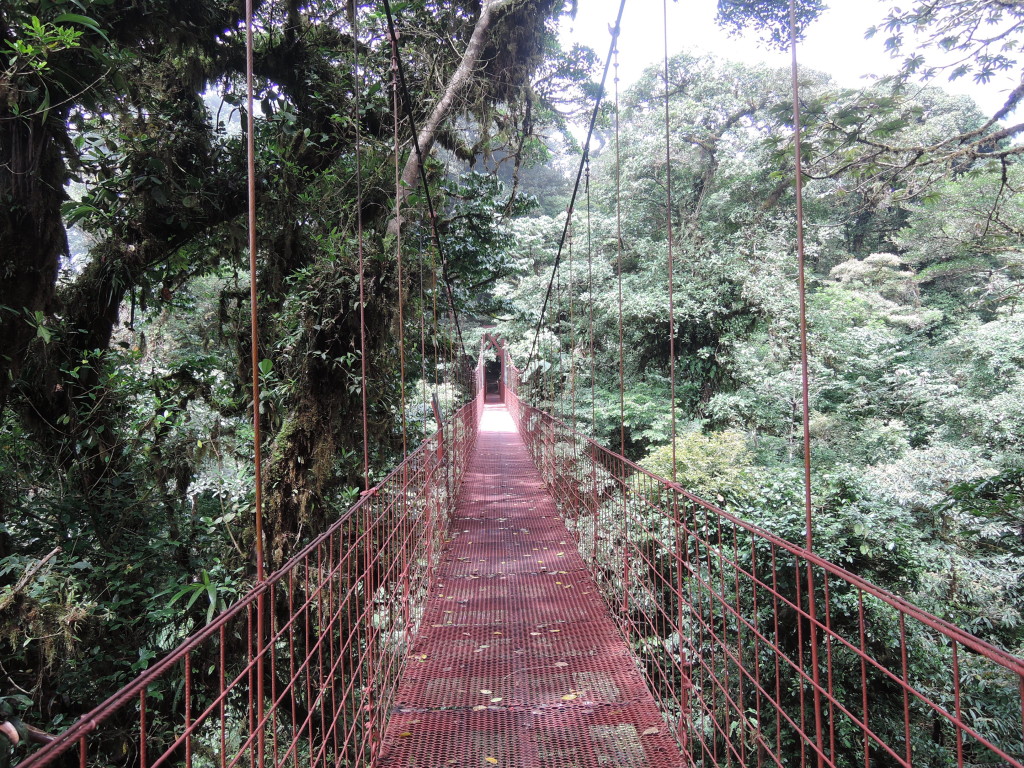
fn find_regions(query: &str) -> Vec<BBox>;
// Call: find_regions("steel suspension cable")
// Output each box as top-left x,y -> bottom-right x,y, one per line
789,2 -> 825,765
524,0 -> 627,374
568,215 -> 576,429
662,0 -> 677,480
614,42 -> 625,458
243,6 -> 266,768
353,12 -> 369,491
391,33 -> 408,458
790,4 -> 813,555
380,0 -> 466,359
431,249 -> 440,417
419,231 -> 428,435
556,231 -> 563,414
244,0 -> 263,584
586,162 -> 596,431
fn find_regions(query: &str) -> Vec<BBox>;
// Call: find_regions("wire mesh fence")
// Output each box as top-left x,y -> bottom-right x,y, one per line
497,344 -> 1024,768
18,374 -> 484,768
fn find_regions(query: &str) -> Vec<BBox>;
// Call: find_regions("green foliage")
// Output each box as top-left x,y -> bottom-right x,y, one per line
869,0 -> 1024,85
640,429 -> 754,502
715,0 -> 826,48
498,49 -> 1024,728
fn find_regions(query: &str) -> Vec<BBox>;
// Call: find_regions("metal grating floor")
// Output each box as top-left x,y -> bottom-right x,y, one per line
378,404 -> 684,768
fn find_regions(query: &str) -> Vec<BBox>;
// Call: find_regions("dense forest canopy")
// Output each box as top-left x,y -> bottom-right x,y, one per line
492,39 -> 1024,663
1,0 -> 1023,760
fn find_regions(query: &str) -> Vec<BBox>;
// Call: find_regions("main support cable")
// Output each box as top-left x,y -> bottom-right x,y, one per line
788,2 -> 825,766
353,10 -> 369,491
790,2 -> 813,557
524,0 -> 627,374
243,0 -> 263,583
661,0 -> 677,480
381,0 -> 466,358
614,43 -> 626,458
585,162 -> 596,430
242,6 -> 266,768
391,34 -> 408,458
352,8 -> 377,759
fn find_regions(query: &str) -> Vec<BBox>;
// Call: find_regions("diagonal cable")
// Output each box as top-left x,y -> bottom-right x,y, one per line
523,0 -> 627,375
381,0 -> 466,359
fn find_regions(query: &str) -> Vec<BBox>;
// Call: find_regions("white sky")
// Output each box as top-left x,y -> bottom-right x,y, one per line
560,0 -> 1020,119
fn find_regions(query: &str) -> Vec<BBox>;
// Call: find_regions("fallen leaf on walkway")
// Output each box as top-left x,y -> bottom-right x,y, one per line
561,693 -> 578,701
398,732 -> 412,738
473,705 -> 486,711
554,662 -> 568,668
480,689 -> 492,694
484,758 -> 498,765
529,632 -> 541,636
490,697 -> 502,703
641,727 -> 660,736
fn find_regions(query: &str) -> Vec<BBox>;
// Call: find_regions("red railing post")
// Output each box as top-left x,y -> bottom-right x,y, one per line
361,497 -> 377,763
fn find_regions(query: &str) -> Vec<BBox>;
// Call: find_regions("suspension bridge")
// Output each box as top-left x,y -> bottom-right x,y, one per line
12,0 -> 1024,766
15,339 -> 1024,768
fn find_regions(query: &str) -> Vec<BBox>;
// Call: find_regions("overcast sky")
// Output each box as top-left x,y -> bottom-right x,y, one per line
560,0 -> 1019,119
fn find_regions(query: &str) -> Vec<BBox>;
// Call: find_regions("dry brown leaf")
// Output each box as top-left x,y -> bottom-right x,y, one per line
641,727 -> 660,736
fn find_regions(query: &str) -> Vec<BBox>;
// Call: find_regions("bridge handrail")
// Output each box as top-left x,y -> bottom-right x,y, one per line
518,401 -> 1024,677
494,340 -> 1024,768
19,360 -> 488,768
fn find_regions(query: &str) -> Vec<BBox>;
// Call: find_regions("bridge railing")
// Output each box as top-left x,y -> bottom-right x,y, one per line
19,376 -> 485,768
498,355 -> 1024,768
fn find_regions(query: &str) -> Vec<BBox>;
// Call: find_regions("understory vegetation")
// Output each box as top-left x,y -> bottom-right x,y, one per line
2,0 -> 1024,764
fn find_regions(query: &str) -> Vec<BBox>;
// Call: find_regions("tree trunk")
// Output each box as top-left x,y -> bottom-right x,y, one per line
387,0 -> 514,236
0,112 -> 69,412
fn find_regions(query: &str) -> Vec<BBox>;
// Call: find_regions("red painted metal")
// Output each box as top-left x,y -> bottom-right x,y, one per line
493,343 -> 1024,768
18,366 -> 484,768
18,339 -> 1024,768
378,403 -> 685,767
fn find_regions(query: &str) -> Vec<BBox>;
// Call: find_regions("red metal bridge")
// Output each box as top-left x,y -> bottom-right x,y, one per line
18,339 -> 1024,768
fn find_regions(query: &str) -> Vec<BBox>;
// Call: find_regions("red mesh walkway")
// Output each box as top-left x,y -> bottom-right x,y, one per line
379,404 -> 684,768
